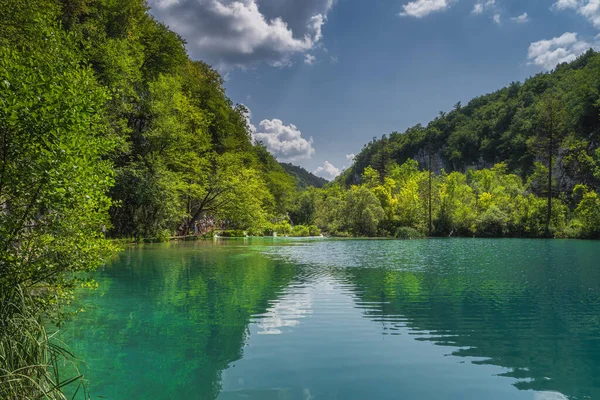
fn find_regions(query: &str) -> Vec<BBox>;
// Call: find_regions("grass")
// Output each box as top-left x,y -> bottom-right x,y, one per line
0,286 -> 87,400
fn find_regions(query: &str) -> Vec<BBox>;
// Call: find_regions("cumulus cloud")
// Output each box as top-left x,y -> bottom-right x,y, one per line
527,32 -> 594,70
148,0 -> 335,69
493,13 -> 501,24
472,3 -> 484,14
511,12 -> 530,23
314,161 -> 341,180
399,0 -> 454,18
304,54 -> 317,65
345,154 -> 356,161
553,0 -> 600,28
253,119 -> 315,161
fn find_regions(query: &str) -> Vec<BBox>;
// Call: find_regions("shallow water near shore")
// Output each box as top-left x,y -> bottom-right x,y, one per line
59,238 -> 600,399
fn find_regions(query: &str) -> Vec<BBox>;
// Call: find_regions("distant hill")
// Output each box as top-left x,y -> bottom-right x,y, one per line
279,163 -> 328,189
339,49 -> 600,194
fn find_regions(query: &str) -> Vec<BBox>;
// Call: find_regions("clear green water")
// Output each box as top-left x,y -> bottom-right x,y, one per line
59,238 -> 600,400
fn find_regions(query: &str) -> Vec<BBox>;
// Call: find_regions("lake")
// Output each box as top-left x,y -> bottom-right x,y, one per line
60,238 -> 600,399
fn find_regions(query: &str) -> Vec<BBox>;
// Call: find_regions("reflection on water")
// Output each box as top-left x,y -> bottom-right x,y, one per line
61,238 -> 600,399
254,282 -> 316,335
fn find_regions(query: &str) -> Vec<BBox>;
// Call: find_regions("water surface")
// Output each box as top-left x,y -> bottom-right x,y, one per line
61,238 -> 600,399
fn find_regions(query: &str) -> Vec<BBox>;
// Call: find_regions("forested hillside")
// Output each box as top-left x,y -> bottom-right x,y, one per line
340,50 -> 600,194
291,51 -> 600,240
3,0 -> 299,243
279,163 -> 328,189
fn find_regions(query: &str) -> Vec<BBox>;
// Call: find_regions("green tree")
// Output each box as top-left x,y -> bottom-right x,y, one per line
345,186 -> 385,236
314,187 -> 347,235
573,185 -> 600,238
0,19 -> 116,396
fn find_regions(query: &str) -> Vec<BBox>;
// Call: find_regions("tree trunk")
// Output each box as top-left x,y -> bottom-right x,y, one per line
546,112 -> 554,236
428,153 -> 433,237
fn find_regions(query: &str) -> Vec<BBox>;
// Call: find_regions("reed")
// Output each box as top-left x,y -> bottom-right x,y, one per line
0,286 -> 87,400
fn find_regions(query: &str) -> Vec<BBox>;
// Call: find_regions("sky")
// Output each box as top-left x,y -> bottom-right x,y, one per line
148,0 -> 600,180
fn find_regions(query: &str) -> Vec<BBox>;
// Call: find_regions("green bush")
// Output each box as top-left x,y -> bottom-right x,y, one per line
274,221 -> 292,235
219,230 -> 246,237
245,227 -> 264,236
395,227 -> 426,239
308,225 -> 321,236
155,229 -> 172,242
562,219 -> 584,239
574,189 -> 600,238
475,206 -> 509,237
290,225 -> 310,237
329,231 -> 352,237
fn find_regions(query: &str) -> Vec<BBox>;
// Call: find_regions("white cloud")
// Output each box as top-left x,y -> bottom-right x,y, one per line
253,119 -> 315,161
314,161 -> 341,180
345,154 -> 356,161
511,12 -> 530,23
580,0 -> 600,27
553,0 -> 581,10
552,0 -> 600,28
399,0 -> 454,18
304,54 -> 317,65
148,0 -> 336,69
472,3 -> 484,14
472,0 -> 500,19
527,32 -> 594,70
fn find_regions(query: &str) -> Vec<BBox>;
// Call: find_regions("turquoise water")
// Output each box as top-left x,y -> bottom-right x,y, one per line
60,238 -> 600,399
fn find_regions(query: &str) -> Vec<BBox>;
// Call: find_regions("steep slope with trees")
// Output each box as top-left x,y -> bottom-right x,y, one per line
341,50 -> 600,197
279,163 -> 329,189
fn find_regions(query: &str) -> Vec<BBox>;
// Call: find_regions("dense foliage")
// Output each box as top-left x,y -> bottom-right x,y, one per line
279,163 -> 328,189
307,160 -> 599,238
1,3 -> 118,397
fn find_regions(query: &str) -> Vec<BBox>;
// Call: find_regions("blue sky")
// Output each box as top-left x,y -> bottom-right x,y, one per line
149,0 -> 600,179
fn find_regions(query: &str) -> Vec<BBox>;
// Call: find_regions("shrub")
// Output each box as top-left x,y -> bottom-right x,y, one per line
219,230 -> 246,237
475,206 -> 509,237
329,231 -> 352,237
308,225 -> 321,236
274,221 -> 292,235
290,225 -> 310,237
395,227 -> 426,239
246,227 -> 264,237
155,229 -> 172,242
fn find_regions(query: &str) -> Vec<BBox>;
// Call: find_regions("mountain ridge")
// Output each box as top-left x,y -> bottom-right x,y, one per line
279,162 -> 328,189
338,49 -> 600,194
